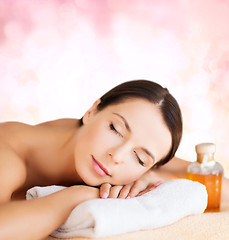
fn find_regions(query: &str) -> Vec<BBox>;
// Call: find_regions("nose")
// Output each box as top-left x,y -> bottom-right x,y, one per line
107,148 -> 125,165
107,141 -> 132,165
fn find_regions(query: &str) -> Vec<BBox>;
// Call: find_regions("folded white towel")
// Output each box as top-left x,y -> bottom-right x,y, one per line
26,179 -> 207,238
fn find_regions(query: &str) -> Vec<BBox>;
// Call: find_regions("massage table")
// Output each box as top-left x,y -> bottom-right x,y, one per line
46,202 -> 229,240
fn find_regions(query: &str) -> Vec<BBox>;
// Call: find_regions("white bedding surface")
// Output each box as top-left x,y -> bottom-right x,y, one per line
46,203 -> 229,240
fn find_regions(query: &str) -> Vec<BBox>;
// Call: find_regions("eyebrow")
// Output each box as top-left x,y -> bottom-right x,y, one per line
112,112 -> 131,132
112,112 -> 155,162
141,147 -> 155,162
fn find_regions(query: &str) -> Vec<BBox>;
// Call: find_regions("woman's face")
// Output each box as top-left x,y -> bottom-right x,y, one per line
74,98 -> 172,186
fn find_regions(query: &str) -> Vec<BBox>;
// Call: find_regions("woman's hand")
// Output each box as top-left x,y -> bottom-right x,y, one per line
99,183 -> 135,199
99,181 -> 162,199
99,169 -> 172,199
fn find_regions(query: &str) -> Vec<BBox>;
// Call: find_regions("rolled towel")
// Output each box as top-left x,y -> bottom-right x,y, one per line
26,179 -> 207,238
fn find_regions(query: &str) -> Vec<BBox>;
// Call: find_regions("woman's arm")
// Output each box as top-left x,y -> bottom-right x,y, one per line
0,185 -> 99,240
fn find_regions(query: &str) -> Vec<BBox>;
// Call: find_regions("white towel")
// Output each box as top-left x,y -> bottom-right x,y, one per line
26,179 -> 207,238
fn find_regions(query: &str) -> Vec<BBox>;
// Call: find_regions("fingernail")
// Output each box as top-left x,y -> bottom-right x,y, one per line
154,181 -> 163,187
102,193 -> 108,199
126,196 -> 131,199
150,186 -> 156,191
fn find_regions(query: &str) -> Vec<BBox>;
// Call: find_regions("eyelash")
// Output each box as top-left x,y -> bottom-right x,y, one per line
109,123 -> 145,167
109,123 -> 123,137
134,151 -> 145,167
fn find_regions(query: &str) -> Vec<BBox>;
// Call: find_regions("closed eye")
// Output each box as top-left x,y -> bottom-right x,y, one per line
134,151 -> 145,167
109,123 -> 123,137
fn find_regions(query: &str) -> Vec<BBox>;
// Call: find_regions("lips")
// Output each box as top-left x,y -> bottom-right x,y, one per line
91,155 -> 111,177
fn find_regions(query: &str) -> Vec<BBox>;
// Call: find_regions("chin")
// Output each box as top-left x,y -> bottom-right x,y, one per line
79,172 -> 101,187
84,180 -> 99,186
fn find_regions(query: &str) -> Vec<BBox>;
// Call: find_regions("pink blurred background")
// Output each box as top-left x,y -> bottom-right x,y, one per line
0,0 -> 229,176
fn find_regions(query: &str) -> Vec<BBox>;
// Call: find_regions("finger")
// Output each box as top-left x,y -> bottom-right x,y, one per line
137,186 -> 152,196
99,183 -> 111,199
108,185 -> 123,199
150,181 -> 163,190
118,184 -> 133,199
127,180 -> 149,198
137,181 -> 163,196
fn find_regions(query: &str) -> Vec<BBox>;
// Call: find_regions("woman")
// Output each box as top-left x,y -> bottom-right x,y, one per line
0,80 -> 226,240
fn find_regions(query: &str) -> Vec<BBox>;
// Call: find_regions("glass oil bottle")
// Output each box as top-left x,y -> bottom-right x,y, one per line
187,143 -> 223,212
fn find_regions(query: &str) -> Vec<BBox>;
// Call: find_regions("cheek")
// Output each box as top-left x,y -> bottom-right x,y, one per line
78,122 -> 115,154
81,122 -> 103,143
88,121 -> 123,147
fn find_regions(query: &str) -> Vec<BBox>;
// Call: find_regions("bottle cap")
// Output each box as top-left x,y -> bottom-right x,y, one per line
195,142 -> 216,154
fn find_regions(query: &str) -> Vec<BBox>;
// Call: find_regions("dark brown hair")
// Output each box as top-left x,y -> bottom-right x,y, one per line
81,80 -> 182,168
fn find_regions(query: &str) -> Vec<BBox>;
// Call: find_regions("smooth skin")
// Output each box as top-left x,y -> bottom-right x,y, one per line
0,98 -> 228,240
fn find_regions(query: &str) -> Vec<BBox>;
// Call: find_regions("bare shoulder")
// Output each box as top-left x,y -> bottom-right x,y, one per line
0,121 -> 53,201
0,118 -> 78,147
0,119 -> 79,202
37,118 -> 79,128
0,121 -> 32,134
0,122 -> 33,201
0,121 -> 38,152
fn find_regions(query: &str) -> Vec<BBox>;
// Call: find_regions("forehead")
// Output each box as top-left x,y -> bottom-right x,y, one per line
100,98 -> 172,162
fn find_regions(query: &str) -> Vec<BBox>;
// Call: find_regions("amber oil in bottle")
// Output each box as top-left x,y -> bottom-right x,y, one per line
187,143 -> 223,212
